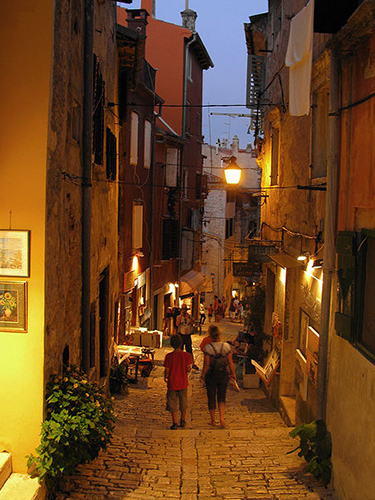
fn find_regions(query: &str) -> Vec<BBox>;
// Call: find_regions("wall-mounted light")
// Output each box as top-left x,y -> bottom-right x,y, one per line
297,252 -> 309,262
224,156 -> 242,185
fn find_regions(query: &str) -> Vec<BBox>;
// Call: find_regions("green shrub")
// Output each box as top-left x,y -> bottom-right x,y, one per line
27,365 -> 117,493
288,419 -> 332,485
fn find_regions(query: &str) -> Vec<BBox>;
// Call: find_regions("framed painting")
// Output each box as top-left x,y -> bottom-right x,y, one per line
0,281 -> 28,332
0,230 -> 30,277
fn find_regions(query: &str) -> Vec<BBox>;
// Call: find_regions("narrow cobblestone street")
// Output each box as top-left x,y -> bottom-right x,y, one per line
60,320 -> 337,500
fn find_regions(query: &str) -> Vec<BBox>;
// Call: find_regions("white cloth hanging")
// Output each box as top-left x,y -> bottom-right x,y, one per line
285,0 -> 315,116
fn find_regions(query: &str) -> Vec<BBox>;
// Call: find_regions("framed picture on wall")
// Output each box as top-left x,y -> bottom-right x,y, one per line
0,230 -> 30,277
0,281 -> 28,332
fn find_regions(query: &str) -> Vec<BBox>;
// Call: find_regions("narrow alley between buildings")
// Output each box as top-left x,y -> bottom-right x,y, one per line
58,320 -> 337,500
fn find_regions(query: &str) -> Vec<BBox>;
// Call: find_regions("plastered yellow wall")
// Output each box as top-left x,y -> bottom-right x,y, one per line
0,1 -> 52,472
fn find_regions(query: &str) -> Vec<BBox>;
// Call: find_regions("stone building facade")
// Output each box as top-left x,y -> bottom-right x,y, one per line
202,137 -> 261,309
0,0 -> 127,472
246,0 -> 375,498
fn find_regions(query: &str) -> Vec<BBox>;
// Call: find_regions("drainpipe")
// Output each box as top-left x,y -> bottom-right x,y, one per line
81,0 -> 94,374
318,49 -> 340,420
177,33 -> 197,303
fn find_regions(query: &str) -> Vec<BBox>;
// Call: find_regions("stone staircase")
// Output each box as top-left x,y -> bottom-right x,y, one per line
0,452 -> 45,500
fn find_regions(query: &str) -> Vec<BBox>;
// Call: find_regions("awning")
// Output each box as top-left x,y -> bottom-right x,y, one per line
270,253 -> 303,268
179,269 -> 206,297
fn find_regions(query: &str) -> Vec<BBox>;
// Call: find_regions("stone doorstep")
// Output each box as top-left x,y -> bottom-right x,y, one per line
279,396 -> 297,427
0,473 -> 45,500
0,453 -> 12,490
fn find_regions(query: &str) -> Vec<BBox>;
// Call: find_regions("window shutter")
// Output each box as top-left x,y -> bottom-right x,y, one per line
246,54 -> 265,109
335,231 -> 355,340
130,112 -> 139,166
106,128 -> 117,181
162,219 -> 179,260
132,203 -> 143,249
144,120 -> 152,169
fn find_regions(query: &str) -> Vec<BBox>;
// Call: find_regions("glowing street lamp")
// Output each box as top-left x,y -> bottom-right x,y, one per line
224,156 -> 242,185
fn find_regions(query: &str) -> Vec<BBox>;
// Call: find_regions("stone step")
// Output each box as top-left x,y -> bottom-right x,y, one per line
0,453 -> 12,490
0,473 -> 44,500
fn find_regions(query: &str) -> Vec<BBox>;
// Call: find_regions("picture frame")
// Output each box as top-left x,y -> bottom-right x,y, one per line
0,230 -> 30,277
0,281 -> 28,332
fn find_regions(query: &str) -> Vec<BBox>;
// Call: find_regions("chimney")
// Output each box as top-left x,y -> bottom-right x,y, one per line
181,8 -> 197,31
231,135 -> 239,155
141,0 -> 155,18
126,9 -> 149,37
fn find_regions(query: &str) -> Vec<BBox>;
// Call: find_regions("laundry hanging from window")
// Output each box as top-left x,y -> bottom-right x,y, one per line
285,0 -> 315,116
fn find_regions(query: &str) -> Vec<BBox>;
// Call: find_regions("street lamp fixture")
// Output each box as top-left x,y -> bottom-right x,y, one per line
224,156 -> 242,185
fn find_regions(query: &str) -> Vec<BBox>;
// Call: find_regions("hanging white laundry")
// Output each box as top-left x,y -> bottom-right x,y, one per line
285,0 -> 315,116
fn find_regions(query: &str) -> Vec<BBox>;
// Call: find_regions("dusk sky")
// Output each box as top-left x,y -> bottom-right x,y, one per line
119,1 -> 269,149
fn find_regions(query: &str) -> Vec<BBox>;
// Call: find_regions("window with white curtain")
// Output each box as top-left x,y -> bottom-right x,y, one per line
130,112 -> 139,166
144,120 -> 152,169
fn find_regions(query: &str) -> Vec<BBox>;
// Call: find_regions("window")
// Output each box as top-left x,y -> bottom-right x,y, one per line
106,128 -> 117,181
130,112 -> 139,166
93,54 -> 105,165
183,169 -> 188,200
336,231 -> 375,360
144,120 -> 152,169
165,148 -> 179,187
271,126 -> 279,185
357,234 -> 375,355
162,219 -> 179,260
132,202 -> 143,249
225,218 -> 233,239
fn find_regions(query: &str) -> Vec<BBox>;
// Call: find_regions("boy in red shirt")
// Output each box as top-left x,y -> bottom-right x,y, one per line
164,334 -> 192,429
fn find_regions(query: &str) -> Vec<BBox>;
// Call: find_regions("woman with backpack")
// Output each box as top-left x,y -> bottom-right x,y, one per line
200,325 -> 236,428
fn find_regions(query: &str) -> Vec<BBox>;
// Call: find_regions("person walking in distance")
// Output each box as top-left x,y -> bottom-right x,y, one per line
208,304 -> 213,323
176,304 -> 199,370
199,302 -> 206,325
200,325 -> 236,428
164,334 -> 192,429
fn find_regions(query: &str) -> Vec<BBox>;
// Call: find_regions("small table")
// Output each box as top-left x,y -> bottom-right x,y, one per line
116,345 -> 155,382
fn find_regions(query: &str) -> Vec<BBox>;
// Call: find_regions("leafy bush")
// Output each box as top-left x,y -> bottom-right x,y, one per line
27,365 -> 117,493
288,419 -> 332,485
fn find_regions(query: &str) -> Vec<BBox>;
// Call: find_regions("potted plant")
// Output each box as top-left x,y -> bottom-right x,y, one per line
109,360 -> 128,394
27,365 -> 117,498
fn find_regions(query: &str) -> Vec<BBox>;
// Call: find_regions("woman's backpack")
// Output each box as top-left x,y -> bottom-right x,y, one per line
210,343 -> 228,380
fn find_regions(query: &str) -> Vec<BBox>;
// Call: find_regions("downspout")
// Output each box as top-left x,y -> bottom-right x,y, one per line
81,0 -> 94,374
318,49 -> 340,420
177,33 -> 197,302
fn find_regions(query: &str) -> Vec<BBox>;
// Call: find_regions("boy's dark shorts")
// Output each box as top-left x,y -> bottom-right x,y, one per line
166,388 -> 188,413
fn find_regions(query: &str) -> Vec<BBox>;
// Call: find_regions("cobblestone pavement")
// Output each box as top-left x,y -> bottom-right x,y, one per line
59,320 -> 337,500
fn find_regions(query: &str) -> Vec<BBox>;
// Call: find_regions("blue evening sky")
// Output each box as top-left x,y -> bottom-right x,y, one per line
118,1 -> 268,149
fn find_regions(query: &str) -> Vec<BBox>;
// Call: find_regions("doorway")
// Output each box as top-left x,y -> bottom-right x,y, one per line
99,267 -> 109,378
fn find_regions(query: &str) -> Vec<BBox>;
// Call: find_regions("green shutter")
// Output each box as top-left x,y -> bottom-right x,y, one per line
335,231 -> 355,340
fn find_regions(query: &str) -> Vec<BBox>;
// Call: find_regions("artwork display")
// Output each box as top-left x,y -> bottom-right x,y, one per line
0,230 -> 30,277
0,281 -> 28,332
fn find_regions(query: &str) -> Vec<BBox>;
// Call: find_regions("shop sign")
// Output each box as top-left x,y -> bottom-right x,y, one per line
233,262 -> 261,277
124,270 -> 136,293
248,244 -> 276,262
138,270 -> 146,288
